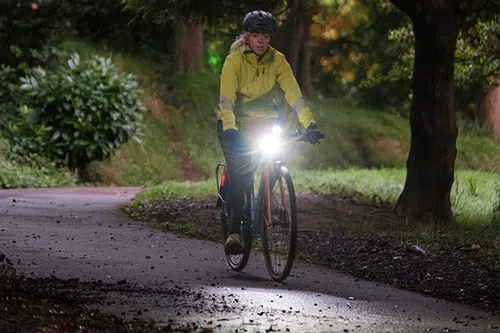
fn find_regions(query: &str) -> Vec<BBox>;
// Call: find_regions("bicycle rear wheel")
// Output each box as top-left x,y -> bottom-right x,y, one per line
257,164 -> 297,281
221,192 -> 253,271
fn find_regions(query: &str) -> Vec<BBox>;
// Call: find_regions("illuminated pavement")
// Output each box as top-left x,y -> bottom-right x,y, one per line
0,187 -> 497,332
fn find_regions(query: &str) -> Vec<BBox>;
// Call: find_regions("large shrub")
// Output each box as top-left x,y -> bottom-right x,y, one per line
10,53 -> 146,169
0,65 -> 20,119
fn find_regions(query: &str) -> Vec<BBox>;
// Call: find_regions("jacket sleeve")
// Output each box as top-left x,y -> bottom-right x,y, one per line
217,56 -> 238,131
277,58 -> 315,129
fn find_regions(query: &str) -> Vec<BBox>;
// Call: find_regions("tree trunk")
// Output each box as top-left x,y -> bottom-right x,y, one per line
297,3 -> 313,95
393,10 -> 461,223
286,0 -> 303,75
283,0 -> 315,95
175,19 -> 204,71
481,83 -> 500,137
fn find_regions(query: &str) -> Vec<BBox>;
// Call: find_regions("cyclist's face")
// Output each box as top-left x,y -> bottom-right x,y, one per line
247,32 -> 271,56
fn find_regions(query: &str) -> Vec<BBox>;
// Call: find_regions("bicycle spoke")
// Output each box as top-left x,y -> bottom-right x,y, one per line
260,167 -> 297,281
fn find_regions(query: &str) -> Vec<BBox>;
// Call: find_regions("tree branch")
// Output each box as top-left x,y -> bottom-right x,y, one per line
274,0 -> 295,17
462,0 -> 496,15
388,0 -> 418,17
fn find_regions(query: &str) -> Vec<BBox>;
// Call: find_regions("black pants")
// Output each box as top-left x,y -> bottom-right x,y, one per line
217,120 -> 253,234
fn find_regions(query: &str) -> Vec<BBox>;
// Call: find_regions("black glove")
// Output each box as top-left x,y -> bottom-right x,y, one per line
304,123 -> 324,145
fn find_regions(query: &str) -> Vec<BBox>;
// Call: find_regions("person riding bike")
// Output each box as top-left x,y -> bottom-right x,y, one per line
217,10 -> 324,255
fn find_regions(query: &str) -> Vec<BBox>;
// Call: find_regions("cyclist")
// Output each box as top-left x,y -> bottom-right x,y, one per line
217,10 -> 323,255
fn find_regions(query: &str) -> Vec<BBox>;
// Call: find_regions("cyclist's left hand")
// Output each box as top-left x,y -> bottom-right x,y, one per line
304,123 -> 324,144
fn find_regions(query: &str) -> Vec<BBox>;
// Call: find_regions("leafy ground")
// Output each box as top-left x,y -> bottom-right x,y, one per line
127,194 -> 499,316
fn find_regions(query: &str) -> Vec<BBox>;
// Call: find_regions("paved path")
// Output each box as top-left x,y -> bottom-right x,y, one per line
0,187 -> 497,332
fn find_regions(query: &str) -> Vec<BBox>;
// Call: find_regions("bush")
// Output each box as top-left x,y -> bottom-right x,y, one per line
0,65 -> 20,120
9,53 -> 146,169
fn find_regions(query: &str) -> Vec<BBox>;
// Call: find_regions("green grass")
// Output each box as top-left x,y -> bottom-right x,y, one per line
305,99 -> 500,172
162,71 -> 225,177
292,168 -> 498,225
130,168 -> 498,226
0,158 -> 79,188
130,179 -> 214,204
64,40 -> 499,186
88,114 -> 183,185
291,167 -> 406,202
0,140 -> 79,188
126,167 -> 499,256
308,169 -> 500,255
456,132 -> 500,172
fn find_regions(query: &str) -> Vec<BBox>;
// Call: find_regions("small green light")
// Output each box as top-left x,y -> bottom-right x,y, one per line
207,50 -> 222,70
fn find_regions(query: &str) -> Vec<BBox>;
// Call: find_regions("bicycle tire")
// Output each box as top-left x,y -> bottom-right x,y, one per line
257,164 -> 297,282
221,191 -> 253,271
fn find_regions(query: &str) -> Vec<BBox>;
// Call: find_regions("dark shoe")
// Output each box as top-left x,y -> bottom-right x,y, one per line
224,234 -> 244,255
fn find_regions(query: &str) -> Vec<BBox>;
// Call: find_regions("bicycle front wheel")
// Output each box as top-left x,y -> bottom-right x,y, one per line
257,164 -> 297,282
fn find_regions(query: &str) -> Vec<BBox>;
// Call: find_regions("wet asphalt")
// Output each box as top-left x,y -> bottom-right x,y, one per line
0,187 -> 498,332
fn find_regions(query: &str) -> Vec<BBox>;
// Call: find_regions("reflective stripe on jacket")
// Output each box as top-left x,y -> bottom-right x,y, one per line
217,45 -> 315,131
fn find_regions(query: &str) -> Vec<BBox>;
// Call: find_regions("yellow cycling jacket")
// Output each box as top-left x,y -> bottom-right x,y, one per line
217,45 -> 315,131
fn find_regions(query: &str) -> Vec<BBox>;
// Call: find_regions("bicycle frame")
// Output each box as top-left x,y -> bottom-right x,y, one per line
216,121 -> 320,281
216,124 -> 303,280
254,128 -> 295,235
217,150 -> 290,237
216,162 -> 227,204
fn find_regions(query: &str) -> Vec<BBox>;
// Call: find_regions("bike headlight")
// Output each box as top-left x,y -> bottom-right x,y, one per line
259,126 -> 282,155
271,125 -> 282,135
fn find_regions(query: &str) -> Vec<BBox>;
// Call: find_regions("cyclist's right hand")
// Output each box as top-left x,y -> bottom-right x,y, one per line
303,123 -> 324,144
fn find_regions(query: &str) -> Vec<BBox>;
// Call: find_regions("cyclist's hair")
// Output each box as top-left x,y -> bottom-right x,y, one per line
230,32 -> 249,53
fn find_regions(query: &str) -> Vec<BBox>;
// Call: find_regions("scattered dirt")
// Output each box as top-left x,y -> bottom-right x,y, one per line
0,258 -> 244,333
0,276 -> 185,333
138,194 -> 499,315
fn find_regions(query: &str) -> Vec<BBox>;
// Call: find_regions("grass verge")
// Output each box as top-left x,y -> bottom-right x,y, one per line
126,168 -> 499,257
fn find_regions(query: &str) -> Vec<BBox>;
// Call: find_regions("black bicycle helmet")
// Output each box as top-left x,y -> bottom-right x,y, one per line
242,10 -> 277,33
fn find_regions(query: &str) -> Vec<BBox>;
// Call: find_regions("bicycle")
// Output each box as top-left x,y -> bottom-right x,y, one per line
215,124 -> 324,282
